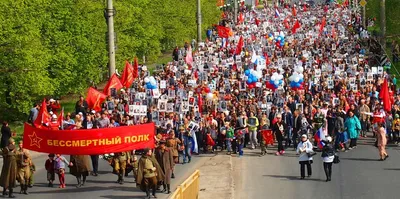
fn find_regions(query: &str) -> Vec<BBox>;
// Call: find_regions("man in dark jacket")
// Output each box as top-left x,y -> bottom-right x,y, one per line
75,96 -> 88,116
293,110 -> 303,150
282,106 -> 293,148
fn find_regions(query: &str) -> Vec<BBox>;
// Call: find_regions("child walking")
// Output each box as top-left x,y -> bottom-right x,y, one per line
45,154 -> 56,187
55,154 -> 71,188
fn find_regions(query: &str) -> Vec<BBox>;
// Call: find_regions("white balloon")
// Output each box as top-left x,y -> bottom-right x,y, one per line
297,66 -> 304,73
271,76 -> 277,81
274,80 -> 279,85
206,93 -> 214,100
294,76 -> 300,82
278,74 -> 284,80
144,77 -> 150,83
299,73 -> 304,79
289,75 -> 294,81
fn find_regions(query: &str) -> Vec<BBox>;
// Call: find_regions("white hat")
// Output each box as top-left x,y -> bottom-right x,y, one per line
49,111 -> 54,115
78,112 -> 83,116
120,89 -> 125,93
52,114 -> 57,119
91,110 -> 96,114
49,99 -> 55,102
142,65 -> 147,71
301,134 -> 307,138
326,136 -> 332,143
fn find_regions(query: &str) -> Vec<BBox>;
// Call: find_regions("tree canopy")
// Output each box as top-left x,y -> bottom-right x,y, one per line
0,0 -> 220,120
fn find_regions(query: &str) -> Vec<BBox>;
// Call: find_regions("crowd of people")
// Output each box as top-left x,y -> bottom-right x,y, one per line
0,0 -> 398,198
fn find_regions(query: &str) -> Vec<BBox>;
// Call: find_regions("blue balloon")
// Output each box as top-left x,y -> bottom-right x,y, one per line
295,82 -> 301,87
279,79 -> 283,84
298,78 -> 303,83
245,69 -> 250,76
268,33 -> 273,37
247,79 -> 253,84
269,80 -> 274,84
251,76 -> 257,82
290,81 -> 296,87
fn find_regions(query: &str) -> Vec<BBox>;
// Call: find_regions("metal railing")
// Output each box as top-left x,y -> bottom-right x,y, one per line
169,170 -> 200,199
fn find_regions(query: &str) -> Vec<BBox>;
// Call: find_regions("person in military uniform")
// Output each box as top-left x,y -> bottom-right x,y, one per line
137,148 -> 165,199
28,160 -> 36,188
155,140 -> 174,194
312,106 -> 326,145
0,138 -> 17,198
69,155 -> 91,188
166,130 -> 181,178
16,141 -> 31,195
113,151 -> 131,184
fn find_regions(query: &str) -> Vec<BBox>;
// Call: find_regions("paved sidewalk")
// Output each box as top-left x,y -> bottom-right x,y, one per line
198,154 -> 234,199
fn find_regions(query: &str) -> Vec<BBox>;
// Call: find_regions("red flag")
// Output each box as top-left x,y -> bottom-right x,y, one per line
132,57 -> 139,79
34,99 -> 51,128
235,36 -> 244,55
87,87 -> 107,112
121,60 -> 134,88
292,6 -> 297,16
58,107 -> 64,130
255,18 -> 260,26
216,25 -> 231,38
292,20 -> 301,34
238,13 -> 244,24
103,74 -> 123,95
283,17 -> 290,29
303,4 -> 307,12
198,93 -> 203,116
380,79 -> 392,112
185,46 -> 193,66
320,17 -> 326,35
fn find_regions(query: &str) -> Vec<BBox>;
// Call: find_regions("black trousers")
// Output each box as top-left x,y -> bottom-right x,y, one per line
232,139 -> 237,153
90,155 -> 99,173
349,138 -> 357,148
323,162 -> 333,180
299,160 -> 312,178
277,138 -> 284,152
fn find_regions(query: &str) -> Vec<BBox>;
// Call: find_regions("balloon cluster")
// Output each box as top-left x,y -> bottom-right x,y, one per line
245,69 -> 263,89
266,72 -> 283,91
144,76 -> 157,89
289,66 -> 304,90
266,32 -> 286,48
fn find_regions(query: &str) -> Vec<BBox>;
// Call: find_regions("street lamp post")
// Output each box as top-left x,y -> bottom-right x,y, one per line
197,0 -> 202,43
107,0 -> 116,77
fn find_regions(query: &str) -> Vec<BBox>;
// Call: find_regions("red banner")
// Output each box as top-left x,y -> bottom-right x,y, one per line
23,123 -> 155,155
261,130 -> 274,145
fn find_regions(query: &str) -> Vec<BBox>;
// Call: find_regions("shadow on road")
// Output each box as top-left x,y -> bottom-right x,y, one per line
101,195 -> 148,199
30,186 -> 142,194
262,174 -> 325,182
384,168 -> 400,171
341,157 -> 380,161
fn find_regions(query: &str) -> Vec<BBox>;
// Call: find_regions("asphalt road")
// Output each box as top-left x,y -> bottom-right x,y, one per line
233,136 -> 400,199
1,153 -> 208,199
